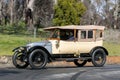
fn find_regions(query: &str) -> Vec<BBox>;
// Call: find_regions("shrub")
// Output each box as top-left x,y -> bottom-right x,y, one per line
52,0 -> 86,26
0,21 -> 26,34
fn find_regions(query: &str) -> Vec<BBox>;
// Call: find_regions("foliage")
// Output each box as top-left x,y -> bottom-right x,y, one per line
0,21 -> 26,34
0,0 -> 120,29
52,0 -> 86,26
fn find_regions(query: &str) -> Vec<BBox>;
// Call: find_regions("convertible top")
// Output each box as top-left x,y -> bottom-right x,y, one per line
44,25 -> 105,30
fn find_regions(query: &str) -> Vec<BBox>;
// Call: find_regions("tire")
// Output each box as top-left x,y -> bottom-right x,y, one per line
74,60 -> 87,67
91,48 -> 106,67
29,49 -> 48,69
12,52 -> 29,69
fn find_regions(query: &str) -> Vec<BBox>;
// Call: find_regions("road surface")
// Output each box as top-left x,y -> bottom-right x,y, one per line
0,64 -> 120,80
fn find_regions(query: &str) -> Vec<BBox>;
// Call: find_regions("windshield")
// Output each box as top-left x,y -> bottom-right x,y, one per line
50,29 -> 59,38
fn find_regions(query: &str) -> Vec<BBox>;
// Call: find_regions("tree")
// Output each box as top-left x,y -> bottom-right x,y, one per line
52,0 -> 86,26
114,0 -> 120,29
81,0 -> 119,29
0,0 -> 10,25
33,0 -> 53,28
80,0 -> 96,25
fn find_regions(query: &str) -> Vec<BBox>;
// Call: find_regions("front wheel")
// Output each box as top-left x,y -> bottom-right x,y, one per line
29,49 -> 48,69
74,60 -> 87,67
92,48 -> 106,67
12,52 -> 29,69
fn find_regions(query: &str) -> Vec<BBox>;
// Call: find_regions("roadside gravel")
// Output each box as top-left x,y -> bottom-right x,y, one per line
0,56 -> 120,68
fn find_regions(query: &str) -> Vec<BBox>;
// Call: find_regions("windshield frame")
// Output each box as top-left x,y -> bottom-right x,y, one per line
48,29 -> 60,40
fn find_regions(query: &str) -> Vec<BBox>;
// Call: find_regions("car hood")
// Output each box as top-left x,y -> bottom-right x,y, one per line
26,41 -> 51,47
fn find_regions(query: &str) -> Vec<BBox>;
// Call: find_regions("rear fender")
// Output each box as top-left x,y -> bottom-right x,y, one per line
90,46 -> 109,56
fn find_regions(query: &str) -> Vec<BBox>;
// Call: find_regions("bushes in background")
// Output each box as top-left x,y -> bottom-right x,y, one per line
0,21 -> 26,34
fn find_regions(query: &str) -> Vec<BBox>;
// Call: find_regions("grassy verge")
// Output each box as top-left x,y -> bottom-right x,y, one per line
103,41 -> 120,56
0,34 -> 44,55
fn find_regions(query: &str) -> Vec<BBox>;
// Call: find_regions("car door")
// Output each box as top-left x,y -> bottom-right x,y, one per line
58,40 -> 76,54
51,29 -> 77,54
50,40 -> 76,54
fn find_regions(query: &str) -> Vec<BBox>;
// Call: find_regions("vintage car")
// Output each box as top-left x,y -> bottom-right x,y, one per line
12,25 -> 108,69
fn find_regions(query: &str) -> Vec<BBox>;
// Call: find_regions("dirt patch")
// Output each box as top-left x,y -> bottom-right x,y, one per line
0,56 -> 9,64
47,56 -> 120,67
107,56 -> 120,64
48,56 -> 120,67
0,56 -> 120,68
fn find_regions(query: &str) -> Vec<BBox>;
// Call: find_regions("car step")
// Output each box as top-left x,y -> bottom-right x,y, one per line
54,57 -> 91,62
66,57 -> 91,62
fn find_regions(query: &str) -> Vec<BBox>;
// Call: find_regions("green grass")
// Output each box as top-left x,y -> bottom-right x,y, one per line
0,34 -> 44,56
0,34 -> 120,56
103,42 -> 120,56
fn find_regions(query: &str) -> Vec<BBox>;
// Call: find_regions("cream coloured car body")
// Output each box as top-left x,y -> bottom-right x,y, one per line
49,39 -> 103,55
44,25 -> 105,55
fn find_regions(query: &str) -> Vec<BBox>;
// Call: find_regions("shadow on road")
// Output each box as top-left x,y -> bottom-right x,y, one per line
4,64 -> 120,71
0,69 -> 20,76
26,65 -> 95,70
71,71 -> 87,80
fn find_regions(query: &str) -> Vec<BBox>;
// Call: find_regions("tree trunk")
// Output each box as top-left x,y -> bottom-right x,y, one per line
0,0 -> 2,25
114,0 -> 120,29
25,0 -> 34,34
10,0 -> 14,24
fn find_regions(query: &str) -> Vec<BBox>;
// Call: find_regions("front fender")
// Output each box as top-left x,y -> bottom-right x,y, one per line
27,46 -> 52,61
12,46 -> 27,53
27,46 -> 51,54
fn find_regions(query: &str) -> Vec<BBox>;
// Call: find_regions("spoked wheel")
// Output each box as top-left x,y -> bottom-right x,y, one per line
74,59 -> 87,67
29,49 -> 48,69
92,48 -> 106,67
12,52 -> 29,69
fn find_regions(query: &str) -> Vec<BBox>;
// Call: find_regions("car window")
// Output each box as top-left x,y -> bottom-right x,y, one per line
80,30 -> 93,40
81,31 -> 86,39
51,30 -> 59,38
88,30 -> 93,38
96,30 -> 103,38
60,30 -> 74,41
60,30 -> 67,40
100,31 -> 103,38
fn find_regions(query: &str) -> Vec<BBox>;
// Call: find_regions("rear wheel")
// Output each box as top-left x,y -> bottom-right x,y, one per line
29,49 -> 48,69
92,48 -> 106,67
74,60 -> 87,67
12,52 -> 29,69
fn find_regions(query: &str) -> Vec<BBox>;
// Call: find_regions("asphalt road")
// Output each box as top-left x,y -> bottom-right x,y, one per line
0,64 -> 120,80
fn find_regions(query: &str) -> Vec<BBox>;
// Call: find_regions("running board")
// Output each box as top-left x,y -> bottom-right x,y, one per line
66,57 -> 91,62
54,57 -> 91,62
